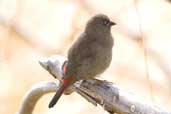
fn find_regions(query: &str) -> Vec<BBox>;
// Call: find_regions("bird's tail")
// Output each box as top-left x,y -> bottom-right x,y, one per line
48,82 -> 68,108
48,75 -> 74,108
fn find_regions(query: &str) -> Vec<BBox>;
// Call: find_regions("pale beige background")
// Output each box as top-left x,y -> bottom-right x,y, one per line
0,0 -> 171,114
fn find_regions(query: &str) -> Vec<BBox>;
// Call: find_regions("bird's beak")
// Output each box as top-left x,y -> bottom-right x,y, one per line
109,21 -> 116,26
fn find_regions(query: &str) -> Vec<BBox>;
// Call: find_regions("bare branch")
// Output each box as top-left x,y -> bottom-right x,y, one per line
17,81 -> 58,114
17,55 -> 171,114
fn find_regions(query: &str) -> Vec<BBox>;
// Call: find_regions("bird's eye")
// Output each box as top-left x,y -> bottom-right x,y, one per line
103,20 -> 109,26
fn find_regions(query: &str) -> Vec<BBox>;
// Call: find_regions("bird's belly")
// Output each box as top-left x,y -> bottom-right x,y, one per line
79,49 -> 112,80
67,46 -> 113,81
93,51 -> 112,74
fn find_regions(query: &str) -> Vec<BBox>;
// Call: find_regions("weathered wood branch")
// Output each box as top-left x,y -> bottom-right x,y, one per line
17,55 -> 170,114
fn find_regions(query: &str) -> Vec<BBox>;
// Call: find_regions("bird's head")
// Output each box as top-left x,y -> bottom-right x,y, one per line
85,14 -> 116,34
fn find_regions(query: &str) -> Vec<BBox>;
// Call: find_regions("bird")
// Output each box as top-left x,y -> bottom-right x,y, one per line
49,14 -> 116,108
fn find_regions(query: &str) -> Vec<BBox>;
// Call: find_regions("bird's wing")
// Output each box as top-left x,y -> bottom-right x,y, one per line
68,33 -> 95,63
66,33 -> 96,76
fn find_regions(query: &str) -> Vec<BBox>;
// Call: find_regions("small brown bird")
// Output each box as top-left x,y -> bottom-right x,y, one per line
49,14 -> 116,108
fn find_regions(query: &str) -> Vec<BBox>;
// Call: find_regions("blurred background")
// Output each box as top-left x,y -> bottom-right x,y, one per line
0,0 -> 171,114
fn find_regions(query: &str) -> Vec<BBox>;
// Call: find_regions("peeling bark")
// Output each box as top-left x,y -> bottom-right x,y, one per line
17,55 -> 170,114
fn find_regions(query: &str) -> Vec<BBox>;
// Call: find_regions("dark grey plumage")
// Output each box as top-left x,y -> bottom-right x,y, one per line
66,14 -> 115,82
49,14 -> 115,108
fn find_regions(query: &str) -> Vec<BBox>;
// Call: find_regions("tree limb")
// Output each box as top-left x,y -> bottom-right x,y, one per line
17,55 -> 171,114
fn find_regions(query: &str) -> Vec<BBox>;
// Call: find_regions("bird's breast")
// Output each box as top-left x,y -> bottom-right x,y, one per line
66,33 -> 113,80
